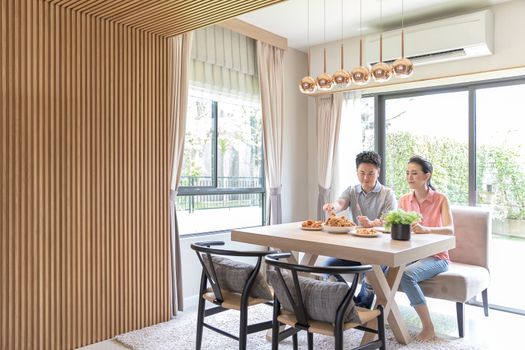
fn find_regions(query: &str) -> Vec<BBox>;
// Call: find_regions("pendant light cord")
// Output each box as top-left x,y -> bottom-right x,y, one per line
307,0 -> 311,75
340,0 -> 344,69
401,0 -> 405,57
359,0 -> 363,66
380,0 -> 383,62
323,0 -> 327,72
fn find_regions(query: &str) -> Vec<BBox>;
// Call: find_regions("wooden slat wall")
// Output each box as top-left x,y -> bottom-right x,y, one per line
0,0 -> 173,349
43,0 -> 283,38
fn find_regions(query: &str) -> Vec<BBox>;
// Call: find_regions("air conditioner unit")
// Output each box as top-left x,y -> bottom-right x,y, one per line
365,9 -> 494,66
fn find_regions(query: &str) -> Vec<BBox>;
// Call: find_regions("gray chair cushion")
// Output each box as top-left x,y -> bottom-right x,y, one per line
267,270 -> 360,324
203,255 -> 273,300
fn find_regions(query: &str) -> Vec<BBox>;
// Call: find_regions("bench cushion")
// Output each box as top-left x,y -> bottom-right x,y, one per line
419,262 -> 490,302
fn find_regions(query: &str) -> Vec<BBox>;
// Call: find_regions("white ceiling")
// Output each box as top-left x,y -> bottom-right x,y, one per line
238,0 -> 512,51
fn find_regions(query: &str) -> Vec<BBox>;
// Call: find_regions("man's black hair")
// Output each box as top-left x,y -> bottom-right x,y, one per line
355,151 -> 381,168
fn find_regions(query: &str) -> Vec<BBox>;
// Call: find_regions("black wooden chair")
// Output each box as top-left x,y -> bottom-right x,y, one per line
191,241 -> 276,350
265,252 -> 386,350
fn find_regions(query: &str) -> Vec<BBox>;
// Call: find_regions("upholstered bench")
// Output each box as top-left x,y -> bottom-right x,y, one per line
418,205 -> 491,337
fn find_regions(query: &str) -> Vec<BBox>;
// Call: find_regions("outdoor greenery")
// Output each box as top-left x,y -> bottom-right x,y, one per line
385,131 -> 525,220
182,96 -> 263,183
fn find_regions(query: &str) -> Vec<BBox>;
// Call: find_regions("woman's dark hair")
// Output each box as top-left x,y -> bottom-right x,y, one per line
356,151 -> 381,168
409,155 -> 435,190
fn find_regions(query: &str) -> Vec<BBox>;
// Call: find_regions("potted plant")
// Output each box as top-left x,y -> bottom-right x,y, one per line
384,209 -> 422,241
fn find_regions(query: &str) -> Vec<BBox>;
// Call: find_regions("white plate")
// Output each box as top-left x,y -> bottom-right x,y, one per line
322,224 -> 351,234
351,230 -> 381,238
300,226 -> 322,231
373,226 -> 391,233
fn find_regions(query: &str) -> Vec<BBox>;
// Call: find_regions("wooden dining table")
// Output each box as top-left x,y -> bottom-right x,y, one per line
231,222 -> 455,345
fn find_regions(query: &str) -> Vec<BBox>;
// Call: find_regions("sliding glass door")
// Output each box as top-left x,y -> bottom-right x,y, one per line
372,78 -> 525,314
476,83 -> 525,312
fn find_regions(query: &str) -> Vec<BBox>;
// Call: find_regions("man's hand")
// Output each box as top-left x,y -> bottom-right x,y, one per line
323,203 -> 335,212
357,216 -> 373,228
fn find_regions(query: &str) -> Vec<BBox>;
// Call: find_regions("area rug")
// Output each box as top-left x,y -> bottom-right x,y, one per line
115,304 -> 485,350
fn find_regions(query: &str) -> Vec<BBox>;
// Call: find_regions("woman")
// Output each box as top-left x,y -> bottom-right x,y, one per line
399,156 -> 454,341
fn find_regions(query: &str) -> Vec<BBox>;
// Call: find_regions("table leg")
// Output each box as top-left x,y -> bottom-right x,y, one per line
360,264 -> 411,345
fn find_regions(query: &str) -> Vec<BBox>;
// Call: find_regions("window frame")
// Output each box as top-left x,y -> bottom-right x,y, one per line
178,96 -> 266,230
367,75 -> 525,205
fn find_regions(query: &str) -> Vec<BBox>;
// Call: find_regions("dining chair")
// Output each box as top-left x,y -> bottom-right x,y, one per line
191,241 -> 276,350
265,252 -> 386,350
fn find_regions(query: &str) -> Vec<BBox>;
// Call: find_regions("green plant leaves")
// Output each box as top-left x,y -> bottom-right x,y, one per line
383,209 -> 422,228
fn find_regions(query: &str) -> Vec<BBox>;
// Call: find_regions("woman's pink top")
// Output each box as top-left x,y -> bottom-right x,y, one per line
398,189 -> 450,261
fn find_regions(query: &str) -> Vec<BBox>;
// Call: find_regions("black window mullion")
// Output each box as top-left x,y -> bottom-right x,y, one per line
212,100 -> 218,188
375,95 -> 386,185
468,88 -> 477,206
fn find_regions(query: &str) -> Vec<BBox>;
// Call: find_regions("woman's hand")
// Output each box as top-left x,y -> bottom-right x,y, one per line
411,222 -> 429,234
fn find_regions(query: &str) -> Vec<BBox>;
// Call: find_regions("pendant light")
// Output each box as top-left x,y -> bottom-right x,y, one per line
332,0 -> 351,88
299,0 -> 317,93
350,0 -> 370,85
316,0 -> 334,91
371,0 -> 392,82
392,0 -> 414,78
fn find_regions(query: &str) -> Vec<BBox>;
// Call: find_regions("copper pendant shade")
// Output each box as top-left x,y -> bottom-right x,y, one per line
299,0 -> 317,94
371,0 -> 392,82
316,0 -> 334,91
333,0 -> 350,88
351,0 -> 370,85
392,0 -> 414,78
351,38 -> 370,85
317,49 -> 334,90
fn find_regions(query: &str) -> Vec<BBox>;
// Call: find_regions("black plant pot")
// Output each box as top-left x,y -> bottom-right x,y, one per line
391,223 -> 411,241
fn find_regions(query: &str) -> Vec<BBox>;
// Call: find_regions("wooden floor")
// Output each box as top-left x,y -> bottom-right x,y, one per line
78,294 -> 525,349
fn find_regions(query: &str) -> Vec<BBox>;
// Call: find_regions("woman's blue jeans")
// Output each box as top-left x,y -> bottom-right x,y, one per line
400,256 -> 449,307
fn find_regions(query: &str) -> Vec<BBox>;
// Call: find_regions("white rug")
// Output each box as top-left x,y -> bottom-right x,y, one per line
115,304 -> 486,350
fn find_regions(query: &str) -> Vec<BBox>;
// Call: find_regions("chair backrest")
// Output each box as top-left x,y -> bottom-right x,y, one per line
450,206 -> 491,268
191,241 -> 275,302
265,253 -> 372,326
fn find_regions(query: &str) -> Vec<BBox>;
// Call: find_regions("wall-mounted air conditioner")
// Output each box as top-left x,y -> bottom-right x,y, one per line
365,9 -> 494,66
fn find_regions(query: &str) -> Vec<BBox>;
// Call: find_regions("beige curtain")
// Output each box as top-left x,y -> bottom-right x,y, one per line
167,32 -> 192,316
316,94 -> 343,220
191,25 -> 259,101
256,41 -> 284,225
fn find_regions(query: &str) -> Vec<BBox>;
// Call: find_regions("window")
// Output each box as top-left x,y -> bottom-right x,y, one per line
177,89 -> 264,235
177,25 -> 264,235
384,91 -> 469,203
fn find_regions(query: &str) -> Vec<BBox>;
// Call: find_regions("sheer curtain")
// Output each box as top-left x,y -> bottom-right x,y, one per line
315,93 -> 343,220
332,91 -> 363,210
168,32 -> 192,316
256,41 -> 284,224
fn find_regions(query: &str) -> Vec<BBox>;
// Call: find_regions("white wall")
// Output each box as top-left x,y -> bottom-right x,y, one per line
309,0 -> 525,92
181,47 -> 310,309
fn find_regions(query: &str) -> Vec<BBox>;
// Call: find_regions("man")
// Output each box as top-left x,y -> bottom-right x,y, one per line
323,150 -> 396,308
